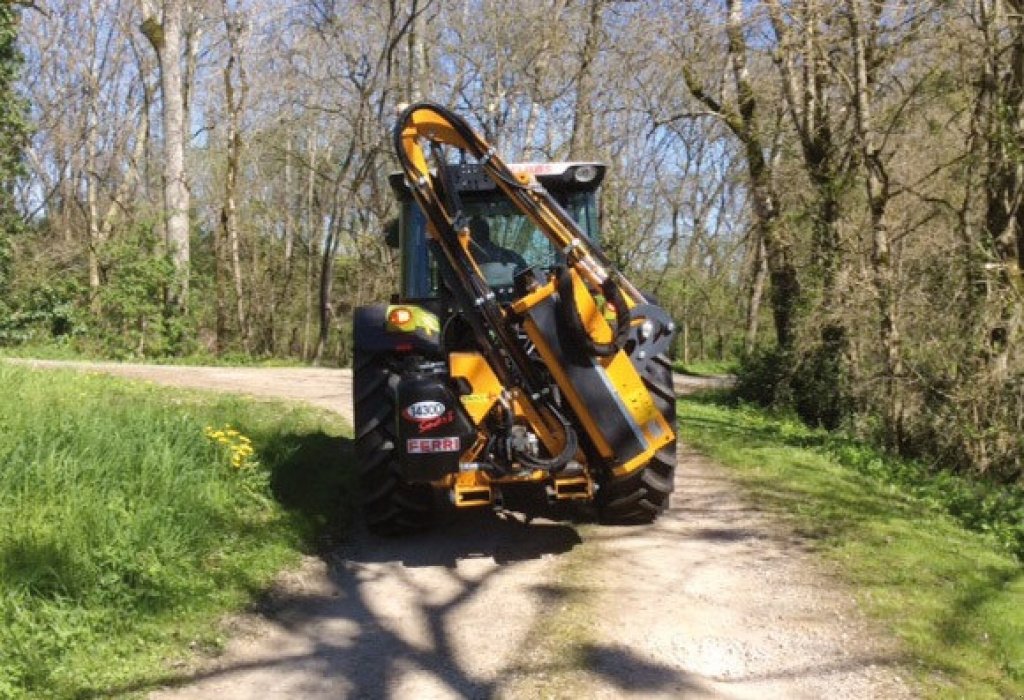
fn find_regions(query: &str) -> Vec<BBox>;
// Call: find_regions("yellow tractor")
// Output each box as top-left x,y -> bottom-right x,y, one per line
353,103 -> 677,533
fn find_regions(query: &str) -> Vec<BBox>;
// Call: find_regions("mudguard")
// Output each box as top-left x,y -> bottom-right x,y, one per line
352,304 -> 443,357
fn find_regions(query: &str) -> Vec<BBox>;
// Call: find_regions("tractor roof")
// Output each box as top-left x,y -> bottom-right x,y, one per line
388,162 -> 606,201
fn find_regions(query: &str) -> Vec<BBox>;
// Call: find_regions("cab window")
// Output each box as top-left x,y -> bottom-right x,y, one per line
401,192 -> 597,300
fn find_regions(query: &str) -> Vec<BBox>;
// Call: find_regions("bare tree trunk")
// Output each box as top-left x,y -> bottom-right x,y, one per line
284,146 -> 294,276
745,232 -> 767,352
220,4 -> 249,352
681,317 -> 690,366
407,0 -> 430,101
267,142 -> 296,354
978,0 -> 1024,375
127,28 -> 158,211
86,159 -> 102,311
850,0 -> 903,448
141,0 -> 190,312
314,221 -> 339,366
303,242 -> 314,360
182,6 -> 201,152
59,167 -> 75,244
302,136 -> 317,361
84,65 -> 103,311
213,220 -> 228,352
568,0 -> 603,159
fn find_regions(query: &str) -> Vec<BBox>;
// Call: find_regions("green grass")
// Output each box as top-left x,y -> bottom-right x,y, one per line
670,358 -> 737,376
146,353 -> 308,368
0,363 -> 356,698
679,393 -> 1023,698
0,343 -> 309,367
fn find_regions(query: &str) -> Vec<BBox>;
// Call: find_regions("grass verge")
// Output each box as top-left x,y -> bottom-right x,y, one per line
0,363 -> 355,698
0,343 -> 310,368
678,392 -> 1022,699
670,359 -> 737,376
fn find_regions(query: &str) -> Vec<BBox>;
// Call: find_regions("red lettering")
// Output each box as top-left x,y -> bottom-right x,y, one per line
406,437 -> 461,454
418,411 -> 455,434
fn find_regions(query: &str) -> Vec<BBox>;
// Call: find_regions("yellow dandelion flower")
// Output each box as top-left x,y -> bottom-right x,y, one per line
203,423 -> 257,470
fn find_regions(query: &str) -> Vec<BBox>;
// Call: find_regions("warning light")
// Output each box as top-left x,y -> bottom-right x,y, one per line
388,307 -> 413,326
574,164 -> 599,183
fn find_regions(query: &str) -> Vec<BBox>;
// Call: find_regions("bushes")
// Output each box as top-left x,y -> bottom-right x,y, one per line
0,284 -> 81,346
735,331 -> 850,430
734,345 -> 792,406
900,370 -> 1024,485
738,308 -> 1024,485
734,329 -> 1024,563
729,354 -> 1024,559
91,229 -> 198,358
0,227 -> 204,359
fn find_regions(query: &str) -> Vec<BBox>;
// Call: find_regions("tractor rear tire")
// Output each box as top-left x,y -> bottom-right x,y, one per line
597,353 -> 677,524
354,352 -> 435,535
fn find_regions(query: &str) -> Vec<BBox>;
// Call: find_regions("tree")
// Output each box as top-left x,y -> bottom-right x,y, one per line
567,0 -> 604,159
764,0 -> 857,427
217,0 -> 249,351
0,2 -> 28,300
679,0 -> 802,351
848,0 -> 905,446
7,0 -> 1022,479
140,0 -> 190,312
765,0 -> 852,322
975,0 -> 1024,375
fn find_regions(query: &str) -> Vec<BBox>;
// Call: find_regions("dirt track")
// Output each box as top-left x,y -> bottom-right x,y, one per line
13,360 -> 911,698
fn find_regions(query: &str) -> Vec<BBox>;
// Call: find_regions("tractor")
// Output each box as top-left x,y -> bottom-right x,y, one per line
353,103 -> 676,534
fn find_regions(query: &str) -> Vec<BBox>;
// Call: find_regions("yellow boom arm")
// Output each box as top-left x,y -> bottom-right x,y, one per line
393,102 -> 675,479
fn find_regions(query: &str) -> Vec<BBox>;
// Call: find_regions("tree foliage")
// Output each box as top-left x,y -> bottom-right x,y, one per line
0,2 -> 27,299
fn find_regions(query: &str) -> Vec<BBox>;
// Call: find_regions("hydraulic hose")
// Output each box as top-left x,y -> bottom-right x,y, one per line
556,267 -> 629,358
511,404 -> 578,474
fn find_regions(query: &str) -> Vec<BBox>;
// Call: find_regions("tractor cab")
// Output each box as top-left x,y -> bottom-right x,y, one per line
387,162 -> 606,304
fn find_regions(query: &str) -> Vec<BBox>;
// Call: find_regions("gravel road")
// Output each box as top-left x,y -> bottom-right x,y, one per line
12,359 -> 910,698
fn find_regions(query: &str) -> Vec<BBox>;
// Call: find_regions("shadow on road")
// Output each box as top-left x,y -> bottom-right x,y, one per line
580,643 -> 710,694
352,508 -> 584,568
88,425 -> 699,699
265,429 -> 587,566
93,429 -> 687,699
131,520 -> 690,699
